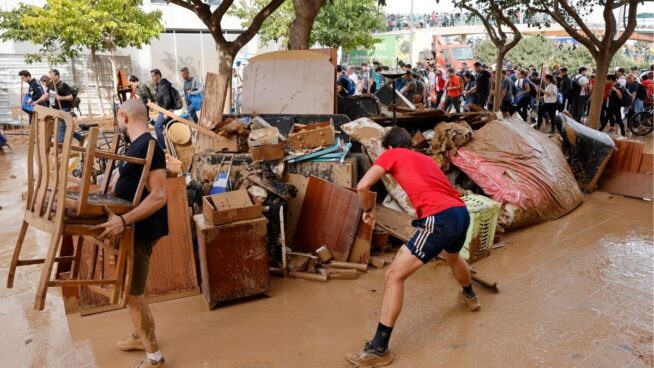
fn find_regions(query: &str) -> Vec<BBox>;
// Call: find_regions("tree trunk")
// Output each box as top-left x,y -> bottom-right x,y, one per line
288,0 -> 325,50
90,49 -> 106,116
218,47 -> 234,114
108,52 -> 118,119
586,52 -> 611,130
492,50 -> 506,113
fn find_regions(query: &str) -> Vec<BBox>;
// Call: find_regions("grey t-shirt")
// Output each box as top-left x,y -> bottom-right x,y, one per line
501,78 -> 513,102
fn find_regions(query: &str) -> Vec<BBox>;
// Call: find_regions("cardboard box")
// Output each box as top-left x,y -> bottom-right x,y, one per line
250,142 -> 286,161
213,135 -> 239,153
248,127 -> 280,147
203,190 -> 262,225
286,121 -> 335,151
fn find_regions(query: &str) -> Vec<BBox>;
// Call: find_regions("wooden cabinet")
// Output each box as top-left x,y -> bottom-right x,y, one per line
194,214 -> 269,309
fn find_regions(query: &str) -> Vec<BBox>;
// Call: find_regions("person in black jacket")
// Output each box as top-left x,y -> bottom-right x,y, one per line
151,69 -> 173,150
19,70 -> 46,125
558,67 -> 572,112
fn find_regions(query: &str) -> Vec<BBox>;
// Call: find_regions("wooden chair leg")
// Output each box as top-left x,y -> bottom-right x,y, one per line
111,229 -> 129,305
120,228 -> 134,308
7,220 -> 30,288
71,236 -> 84,280
34,227 -> 63,311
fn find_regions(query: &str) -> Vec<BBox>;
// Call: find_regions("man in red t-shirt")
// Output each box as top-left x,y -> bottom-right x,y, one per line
346,127 -> 480,367
443,67 -> 462,113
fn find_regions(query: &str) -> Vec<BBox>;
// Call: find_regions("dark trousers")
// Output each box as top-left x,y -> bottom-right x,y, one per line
435,90 -> 444,107
537,102 -> 558,131
570,96 -> 587,123
444,96 -> 461,113
515,95 -> 530,121
600,104 -> 625,136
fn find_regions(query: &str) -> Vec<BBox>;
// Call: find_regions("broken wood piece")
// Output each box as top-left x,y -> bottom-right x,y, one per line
286,121 -> 335,151
329,261 -> 368,272
326,268 -> 358,280
250,143 -> 286,161
287,253 -> 315,273
369,256 -> 386,269
289,271 -> 328,282
147,102 -> 217,139
250,116 -> 287,141
315,246 -> 333,263
411,130 -> 429,149
248,127 -> 280,147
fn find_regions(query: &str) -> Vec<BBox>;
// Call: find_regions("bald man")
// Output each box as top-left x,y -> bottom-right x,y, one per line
92,99 -> 168,368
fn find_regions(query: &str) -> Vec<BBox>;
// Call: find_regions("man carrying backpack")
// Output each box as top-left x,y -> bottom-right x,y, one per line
337,65 -> 355,97
151,69 -> 179,150
43,69 -> 81,143
626,74 -> 645,121
569,67 -> 589,123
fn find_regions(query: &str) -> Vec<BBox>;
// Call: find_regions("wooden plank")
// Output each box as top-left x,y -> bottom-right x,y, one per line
375,205 -> 416,243
147,102 -> 217,139
198,73 -> 229,152
293,176 -> 361,261
600,171 -> 653,199
348,192 -> 376,265
609,139 -> 644,173
284,174 -> 309,247
639,153 -> 653,174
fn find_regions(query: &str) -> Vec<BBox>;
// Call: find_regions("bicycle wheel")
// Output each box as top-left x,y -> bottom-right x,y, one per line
629,110 -> 653,136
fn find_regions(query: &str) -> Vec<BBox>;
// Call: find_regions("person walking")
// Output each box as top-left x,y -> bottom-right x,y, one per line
462,72 -> 477,111
92,99 -> 169,368
599,74 -> 626,137
345,127 -> 480,367
513,69 -> 532,122
626,74 -> 645,122
499,70 -> 514,118
128,75 -> 155,109
473,62 -> 491,108
558,67 -> 572,112
43,69 -> 81,142
443,68 -> 462,113
18,70 -> 46,125
180,67 -> 204,123
569,67 -> 590,123
151,69 -> 175,150
537,74 -> 558,133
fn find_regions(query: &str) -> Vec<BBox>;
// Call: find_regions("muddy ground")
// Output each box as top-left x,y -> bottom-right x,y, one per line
0,134 -> 652,368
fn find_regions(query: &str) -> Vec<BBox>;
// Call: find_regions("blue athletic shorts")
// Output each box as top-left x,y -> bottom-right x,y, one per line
406,206 -> 470,263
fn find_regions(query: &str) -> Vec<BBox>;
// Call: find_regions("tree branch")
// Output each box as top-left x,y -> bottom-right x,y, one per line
556,0 -> 601,46
527,4 -> 597,56
603,0 -> 617,47
232,0 -> 285,51
169,0 -> 222,43
212,0 -> 234,27
460,3 -> 500,44
612,0 -> 639,52
494,4 -> 522,51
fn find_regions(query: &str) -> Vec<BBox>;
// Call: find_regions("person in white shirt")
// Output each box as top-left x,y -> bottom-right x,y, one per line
616,67 -> 627,88
346,66 -> 360,95
570,66 -> 589,123
537,74 -> 559,133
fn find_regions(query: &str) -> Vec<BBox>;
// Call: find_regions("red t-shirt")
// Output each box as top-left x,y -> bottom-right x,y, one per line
374,148 -> 465,219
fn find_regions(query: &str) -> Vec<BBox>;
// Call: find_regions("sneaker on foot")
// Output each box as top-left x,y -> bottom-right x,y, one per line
116,332 -> 145,351
134,357 -> 167,368
458,291 -> 481,311
345,341 -> 394,367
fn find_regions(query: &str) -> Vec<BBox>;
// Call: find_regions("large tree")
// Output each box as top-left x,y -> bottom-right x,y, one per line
168,0 -> 285,75
230,0 -> 385,51
524,0 -> 640,129
453,0 -> 522,112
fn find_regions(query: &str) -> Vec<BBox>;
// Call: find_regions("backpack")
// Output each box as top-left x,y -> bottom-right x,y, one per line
341,76 -> 356,96
570,75 -> 582,97
170,85 -> 183,110
620,86 -> 633,107
70,85 -> 81,108
636,83 -> 648,100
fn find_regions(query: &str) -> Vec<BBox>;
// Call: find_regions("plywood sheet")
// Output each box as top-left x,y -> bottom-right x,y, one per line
609,139 -> 644,173
287,157 -> 357,188
241,51 -> 335,115
198,73 -> 229,152
348,192 -> 376,265
375,205 -> 416,243
284,173 -> 309,247
293,176 -> 361,261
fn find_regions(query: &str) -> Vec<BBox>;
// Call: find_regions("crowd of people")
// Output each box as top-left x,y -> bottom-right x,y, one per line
338,60 -> 654,136
383,11 -> 551,32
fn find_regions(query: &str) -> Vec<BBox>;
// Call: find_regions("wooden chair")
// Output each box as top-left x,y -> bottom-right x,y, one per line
6,105 -> 154,311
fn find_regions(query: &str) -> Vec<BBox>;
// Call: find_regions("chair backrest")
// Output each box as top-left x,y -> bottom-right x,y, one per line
27,105 -> 75,226
71,128 -> 156,216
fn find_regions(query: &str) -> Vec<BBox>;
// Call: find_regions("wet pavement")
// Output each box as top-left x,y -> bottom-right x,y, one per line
0,142 -> 652,368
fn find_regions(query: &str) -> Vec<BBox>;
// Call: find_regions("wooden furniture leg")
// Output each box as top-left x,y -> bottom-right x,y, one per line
34,224 -> 64,311
7,220 -> 29,288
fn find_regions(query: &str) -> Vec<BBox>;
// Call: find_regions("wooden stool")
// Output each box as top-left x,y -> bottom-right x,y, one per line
6,106 -> 154,310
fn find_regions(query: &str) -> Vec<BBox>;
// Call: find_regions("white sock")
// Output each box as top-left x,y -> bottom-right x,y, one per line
146,351 -> 163,362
